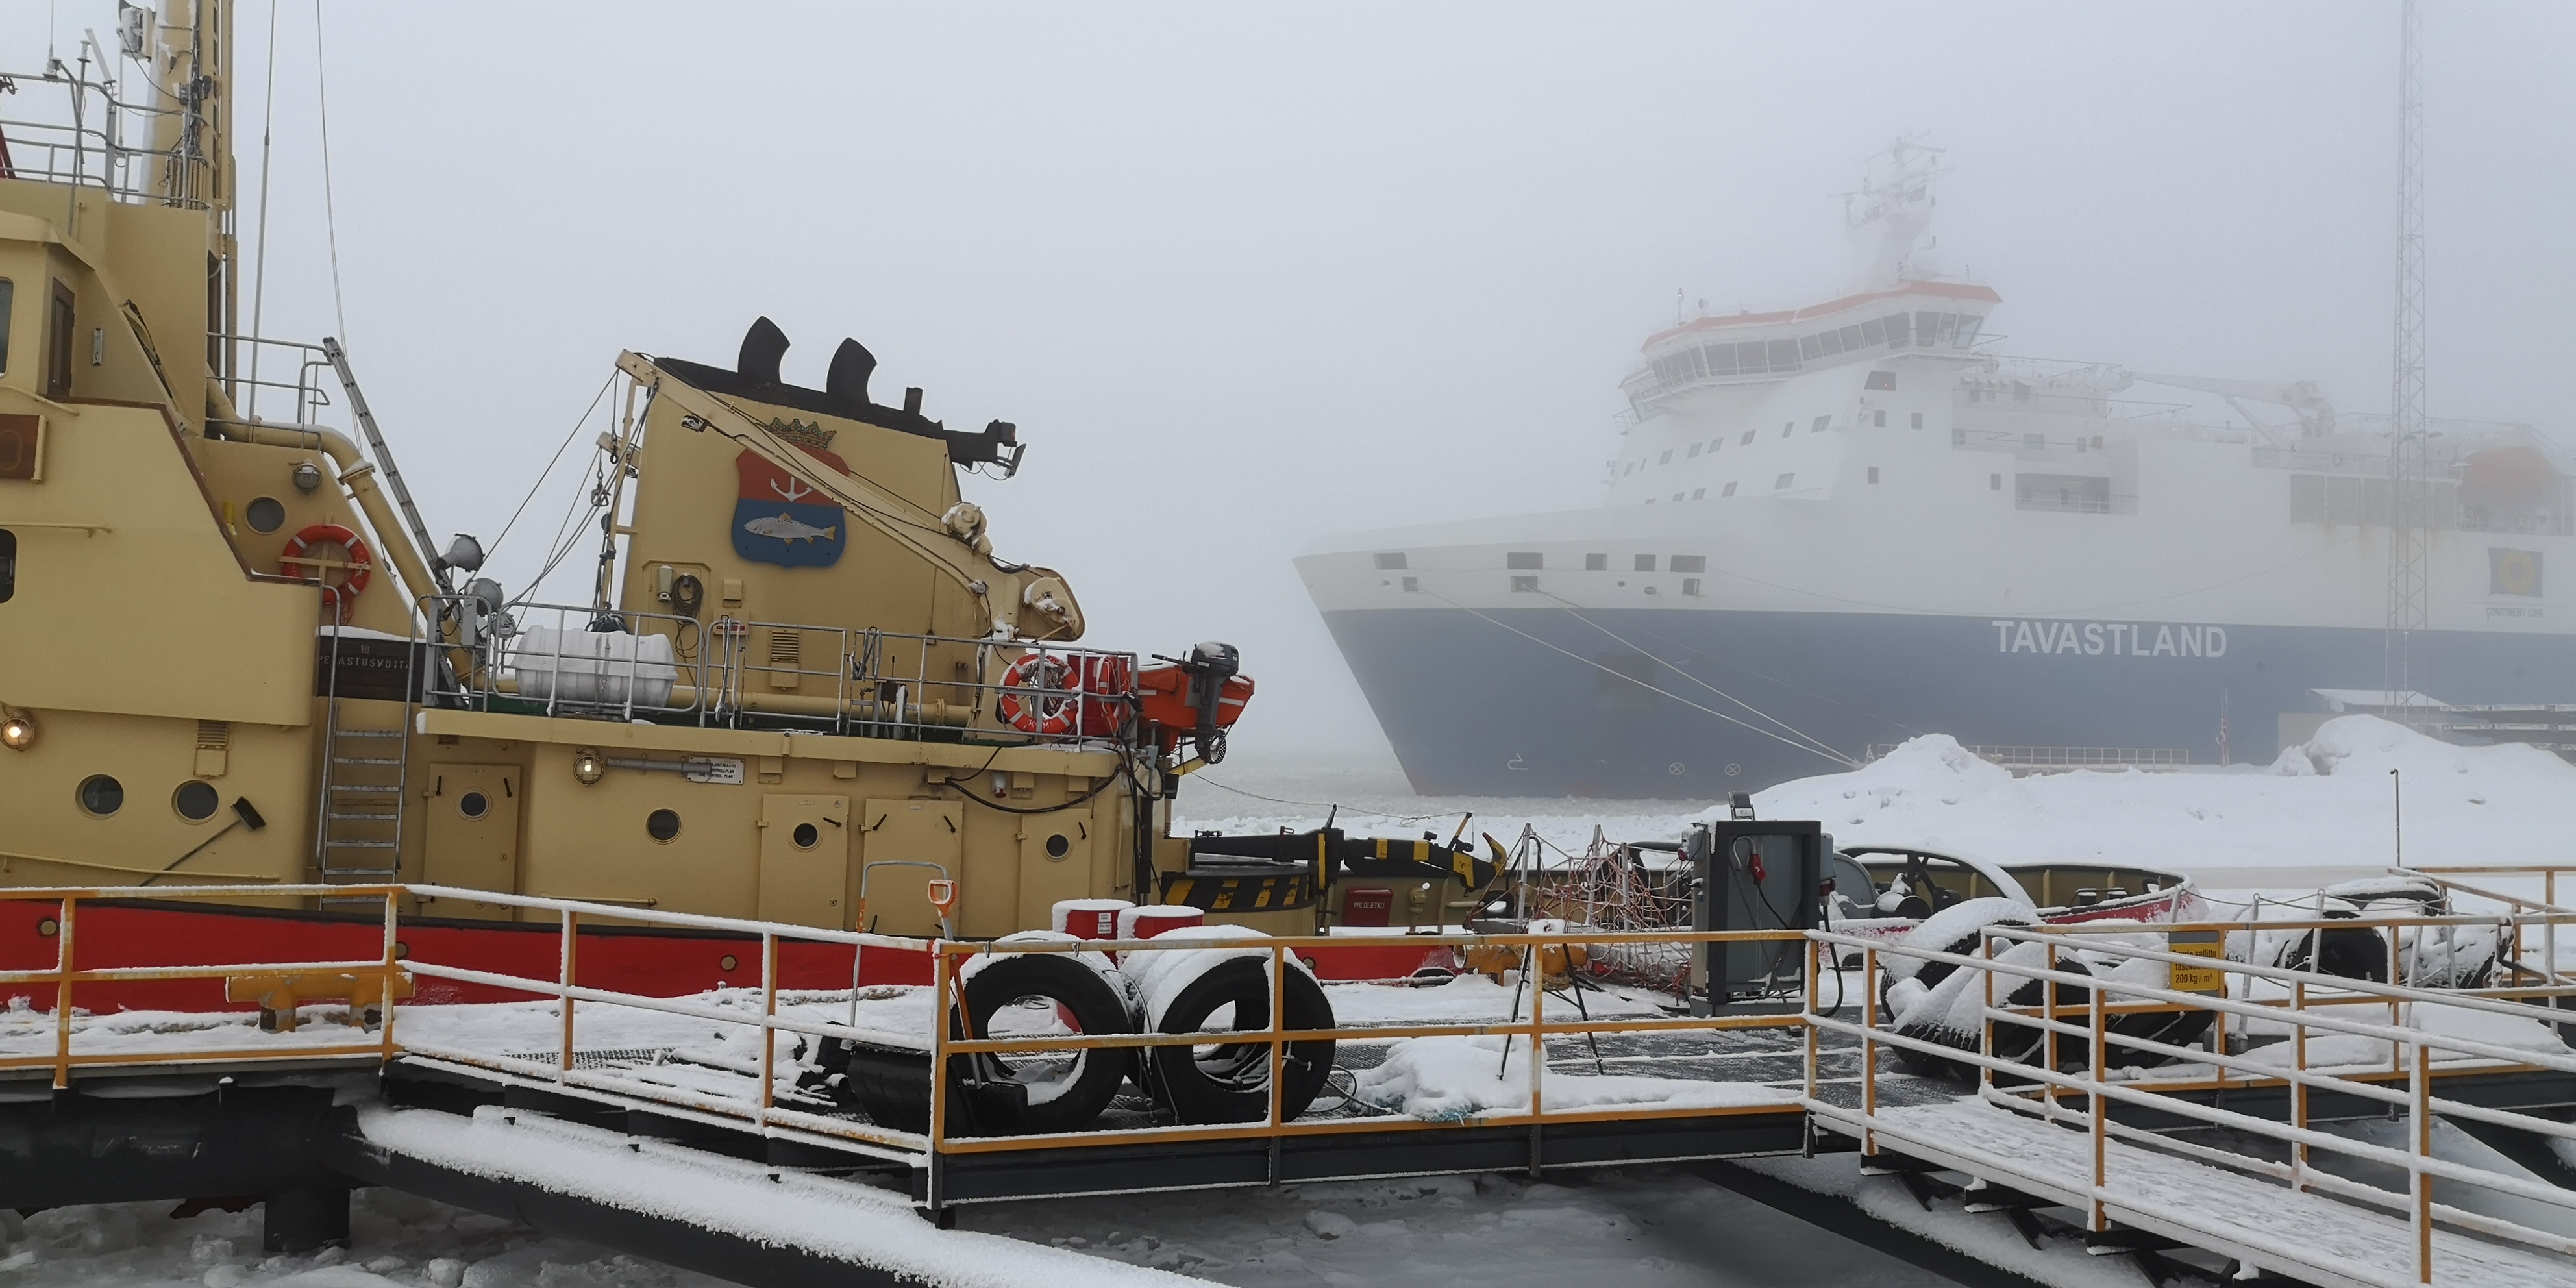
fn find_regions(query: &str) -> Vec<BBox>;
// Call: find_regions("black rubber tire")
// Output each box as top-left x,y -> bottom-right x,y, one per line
1892,958 -> 2094,1080
2105,1006 -> 2215,1070
839,954 -> 1135,1137
2275,924 -> 2390,983
1143,956 -> 1336,1124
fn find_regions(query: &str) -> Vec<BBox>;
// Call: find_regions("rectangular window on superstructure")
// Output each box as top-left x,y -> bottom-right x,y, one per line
0,528 -> 14,602
1912,412 -> 1924,430
1401,576 -> 1419,593
1738,341 -> 1768,374
1860,317 -> 1885,346
1585,553 -> 1608,571
2290,474 -> 2327,524
1953,427 -> 1967,446
1705,344 -> 1737,377
46,280 -> 73,401
1864,369 -> 1896,391
1722,482 -> 1738,496
0,279 -> 14,373
1687,443 -> 1702,458
1658,450 -> 1672,464
1884,312 -> 1909,346
1634,554 -> 1655,572
1990,473 -> 2002,490
2025,432 -> 2045,452
1681,578 -> 1702,597
1372,552 -> 1407,570
1671,492 -> 1684,502
1779,423 -> 1793,440
1873,410 -> 1886,427
1955,316 -> 1985,348
1868,467 -> 1880,484
1708,437 -> 1721,453
1767,339 -> 1800,371
1670,556 -> 1706,573
1812,415 -> 1831,432
1691,488 -> 1705,499
1740,430 -> 1757,446
1936,313 -> 1959,344
1803,333 -> 1828,359
1915,311 -> 1940,346
1510,576 -> 1539,593
1506,552 -> 1543,570
1775,473 -> 1795,490
1838,324 -> 1864,352
1817,328 -> 1844,356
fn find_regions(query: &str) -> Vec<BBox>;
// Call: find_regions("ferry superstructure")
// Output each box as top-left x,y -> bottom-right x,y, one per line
1297,144 -> 2576,797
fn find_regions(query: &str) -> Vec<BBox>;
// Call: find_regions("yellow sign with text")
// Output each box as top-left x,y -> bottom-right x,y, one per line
2168,930 -> 2224,993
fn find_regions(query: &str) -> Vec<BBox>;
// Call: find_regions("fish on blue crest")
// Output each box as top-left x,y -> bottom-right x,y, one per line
741,513 -> 838,545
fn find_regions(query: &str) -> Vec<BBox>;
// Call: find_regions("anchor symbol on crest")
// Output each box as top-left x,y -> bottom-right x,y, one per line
769,477 -> 815,503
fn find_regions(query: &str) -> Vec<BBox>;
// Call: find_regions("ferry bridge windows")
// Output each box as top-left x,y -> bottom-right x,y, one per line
1883,313 -> 1910,346
1839,324 -> 1864,352
1506,552 -> 1544,571
646,808 -> 682,842
1800,334 -> 1824,361
1766,340 -> 1800,372
77,774 -> 123,817
1634,554 -> 1655,572
173,780 -> 220,822
1372,552 -> 1407,571
1817,328 -> 1843,357
1859,319 -> 1884,347
1585,553 -> 1608,571
1510,576 -> 1539,593
1775,473 -> 1796,491
1670,556 -> 1705,574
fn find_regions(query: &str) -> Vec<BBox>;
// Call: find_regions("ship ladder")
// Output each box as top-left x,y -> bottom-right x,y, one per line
313,659 -> 413,903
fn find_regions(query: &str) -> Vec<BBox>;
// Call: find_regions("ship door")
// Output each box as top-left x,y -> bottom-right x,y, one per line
758,794 -> 851,929
860,799 -> 961,937
420,764 -> 522,919
1015,811 -> 1095,933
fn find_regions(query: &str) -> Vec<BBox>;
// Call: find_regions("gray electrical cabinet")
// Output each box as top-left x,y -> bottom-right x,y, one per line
1689,814 -> 1827,1015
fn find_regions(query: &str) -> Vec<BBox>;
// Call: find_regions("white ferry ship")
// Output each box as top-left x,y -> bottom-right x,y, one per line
1296,143 -> 2575,797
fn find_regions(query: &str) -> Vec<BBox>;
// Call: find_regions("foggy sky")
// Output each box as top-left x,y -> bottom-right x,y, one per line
12,2 -> 2570,756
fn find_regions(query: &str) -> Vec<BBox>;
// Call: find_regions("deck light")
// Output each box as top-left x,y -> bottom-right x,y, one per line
1,709 -> 34,750
573,747 -> 604,784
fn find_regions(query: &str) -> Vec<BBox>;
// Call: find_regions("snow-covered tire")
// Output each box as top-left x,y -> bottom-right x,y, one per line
2274,924 -> 2388,983
1143,956 -> 1336,1124
840,953 -> 1135,1136
1894,957 -> 2094,1079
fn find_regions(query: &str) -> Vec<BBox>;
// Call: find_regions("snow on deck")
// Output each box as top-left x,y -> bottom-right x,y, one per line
353,1104 -> 1190,1288
1846,1098 -> 2572,1288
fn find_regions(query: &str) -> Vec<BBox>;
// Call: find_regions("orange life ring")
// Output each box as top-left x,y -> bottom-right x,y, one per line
997,652 -> 1079,736
280,523 -> 374,623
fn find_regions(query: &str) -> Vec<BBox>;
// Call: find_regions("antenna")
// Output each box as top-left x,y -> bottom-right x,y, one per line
2384,0 -> 2429,706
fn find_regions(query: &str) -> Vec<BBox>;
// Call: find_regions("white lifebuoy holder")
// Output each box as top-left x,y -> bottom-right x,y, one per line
280,523 -> 374,623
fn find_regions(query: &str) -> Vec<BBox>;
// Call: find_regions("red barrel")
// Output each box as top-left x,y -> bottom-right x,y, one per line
1052,898 -> 1133,940
1117,904 -> 1206,941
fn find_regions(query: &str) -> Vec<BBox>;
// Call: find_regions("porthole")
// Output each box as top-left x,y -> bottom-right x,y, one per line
458,790 -> 489,820
645,808 -> 680,842
38,918 -> 60,938
173,780 -> 220,821
719,954 -> 739,972
76,774 -> 123,817
791,821 -> 819,848
1044,833 -> 1071,859
244,496 -> 287,534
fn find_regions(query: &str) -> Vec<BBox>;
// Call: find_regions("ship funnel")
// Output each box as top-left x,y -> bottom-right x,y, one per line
826,338 -> 877,405
737,317 -> 791,385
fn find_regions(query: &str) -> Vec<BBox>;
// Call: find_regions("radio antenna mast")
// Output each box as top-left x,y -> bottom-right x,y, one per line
2384,0 -> 2429,707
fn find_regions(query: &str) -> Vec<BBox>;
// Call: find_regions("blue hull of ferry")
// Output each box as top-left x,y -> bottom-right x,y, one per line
1318,608 -> 2576,798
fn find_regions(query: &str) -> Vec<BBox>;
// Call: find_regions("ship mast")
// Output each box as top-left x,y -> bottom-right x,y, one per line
2383,0 -> 2428,704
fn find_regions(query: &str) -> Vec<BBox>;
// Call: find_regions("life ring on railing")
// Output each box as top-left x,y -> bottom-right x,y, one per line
280,523 -> 374,623
997,651 -> 1079,736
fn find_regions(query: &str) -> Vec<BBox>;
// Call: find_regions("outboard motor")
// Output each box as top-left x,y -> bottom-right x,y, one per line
1183,641 -> 1240,764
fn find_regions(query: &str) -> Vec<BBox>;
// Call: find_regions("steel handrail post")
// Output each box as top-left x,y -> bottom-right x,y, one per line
2088,969 -> 2107,1232
1979,934 -> 1997,1098
759,932 -> 779,1128
1801,937 -> 1819,1106
51,895 -> 75,1090
2042,939 -> 2059,1115
380,889 -> 400,1061
1860,945 -> 1878,1155
2412,1036 -> 2433,1284
558,908 -> 578,1078
2292,978 -> 2309,1194
2550,871 -> 2561,987
927,941 -> 952,1212
2385,923 -> 2403,1072
1267,943 -> 1286,1131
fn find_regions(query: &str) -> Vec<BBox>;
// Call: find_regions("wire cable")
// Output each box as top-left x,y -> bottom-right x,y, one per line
243,0 -> 279,419
312,0 -> 347,345
489,372 -> 617,558
1536,590 -> 1848,764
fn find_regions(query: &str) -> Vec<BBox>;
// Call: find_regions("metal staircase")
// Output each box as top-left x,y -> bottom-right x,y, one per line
316,702 -> 410,893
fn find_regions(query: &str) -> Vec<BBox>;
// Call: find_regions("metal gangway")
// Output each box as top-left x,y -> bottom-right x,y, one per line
5,877 -> 2575,1287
